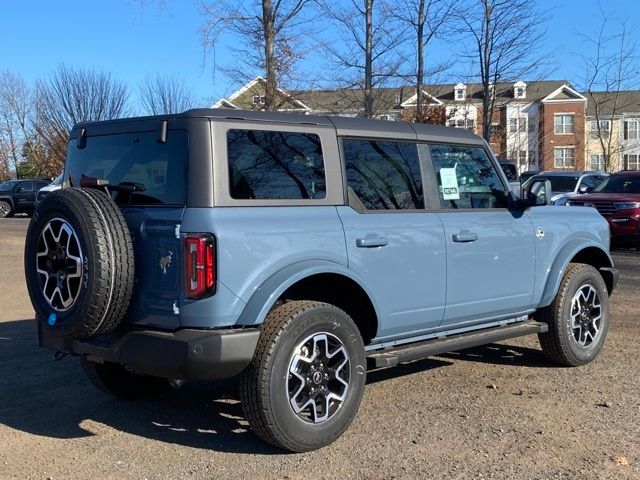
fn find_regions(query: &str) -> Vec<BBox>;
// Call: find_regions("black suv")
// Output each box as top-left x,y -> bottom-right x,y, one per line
0,179 -> 51,217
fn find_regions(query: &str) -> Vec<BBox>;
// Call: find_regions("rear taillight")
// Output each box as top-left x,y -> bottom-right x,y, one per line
184,234 -> 216,299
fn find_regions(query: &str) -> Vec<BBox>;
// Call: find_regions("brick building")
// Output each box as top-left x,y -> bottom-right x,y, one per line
214,78 -> 600,173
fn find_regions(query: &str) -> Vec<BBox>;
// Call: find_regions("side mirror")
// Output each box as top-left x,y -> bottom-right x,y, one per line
578,184 -> 592,194
15,186 -> 23,192
524,179 -> 553,206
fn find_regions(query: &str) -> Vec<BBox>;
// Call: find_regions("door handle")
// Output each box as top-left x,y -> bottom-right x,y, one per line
356,236 -> 389,248
452,231 -> 478,243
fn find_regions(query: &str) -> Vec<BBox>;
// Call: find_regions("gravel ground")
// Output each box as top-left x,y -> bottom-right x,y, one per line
1,217 -> 638,480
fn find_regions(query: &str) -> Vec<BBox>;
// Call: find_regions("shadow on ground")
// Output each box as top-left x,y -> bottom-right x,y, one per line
0,318 -> 553,453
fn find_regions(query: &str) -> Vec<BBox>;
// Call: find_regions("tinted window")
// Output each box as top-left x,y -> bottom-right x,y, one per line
499,162 -> 518,181
580,175 -> 604,189
524,175 -> 578,193
344,139 -> 423,210
594,175 -> 640,194
65,130 -> 188,206
227,129 -> 326,200
430,145 -> 507,209
0,180 -> 19,191
19,182 -> 33,192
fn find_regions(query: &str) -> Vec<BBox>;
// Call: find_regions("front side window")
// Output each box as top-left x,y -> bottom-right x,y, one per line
554,114 -> 574,134
227,129 -> 326,200
430,144 -> 507,209
344,139 -> 423,210
554,147 -> 575,168
18,181 -> 33,192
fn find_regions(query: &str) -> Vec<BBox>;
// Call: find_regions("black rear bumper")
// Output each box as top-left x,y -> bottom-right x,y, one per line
39,323 -> 260,380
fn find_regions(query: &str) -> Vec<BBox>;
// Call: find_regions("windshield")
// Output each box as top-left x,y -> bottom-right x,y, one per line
593,175 -> 640,194
0,180 -> 19,191
524,175 -> 579,192
65,130 -> 188,206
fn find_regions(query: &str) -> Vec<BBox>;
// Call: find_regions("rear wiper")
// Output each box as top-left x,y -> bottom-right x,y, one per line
80,176 -> 146,192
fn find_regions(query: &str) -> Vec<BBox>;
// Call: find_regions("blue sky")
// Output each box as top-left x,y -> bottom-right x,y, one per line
1,0 -> 638,109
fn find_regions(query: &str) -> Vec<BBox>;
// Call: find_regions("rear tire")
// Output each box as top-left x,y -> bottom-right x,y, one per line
536,263 -> 609,366
239,301 -> 366,452
80,356 -> 170,400
0,200 -> 12,218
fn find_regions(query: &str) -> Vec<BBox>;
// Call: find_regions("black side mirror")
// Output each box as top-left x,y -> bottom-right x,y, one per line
15,186 -> 23,192
524,179 -> 553,206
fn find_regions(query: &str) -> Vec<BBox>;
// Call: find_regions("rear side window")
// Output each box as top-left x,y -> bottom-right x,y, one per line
430,144 -> 507,209
343,139 -> 423,210
65,130 -> 188,206
227,129 -> 326,200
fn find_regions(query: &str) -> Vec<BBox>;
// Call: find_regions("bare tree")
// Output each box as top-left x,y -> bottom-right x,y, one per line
394,0 -> 455,121
322,0 -> 407,118
580,11 -> 640,172
455,0 -> 550,140
0,71 -> 34,180
201,0 -> 315,110
36,64 -> 130,175
138,73 -> 197,115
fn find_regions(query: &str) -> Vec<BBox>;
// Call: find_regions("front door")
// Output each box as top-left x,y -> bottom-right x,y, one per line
337,138 -> 447,341
427,143 -> 536,326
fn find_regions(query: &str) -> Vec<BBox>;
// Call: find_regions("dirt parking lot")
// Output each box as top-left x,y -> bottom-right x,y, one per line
1,217 -> 639,480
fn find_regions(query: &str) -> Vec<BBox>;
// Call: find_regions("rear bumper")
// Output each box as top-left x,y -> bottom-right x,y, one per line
39,323 -> 260,380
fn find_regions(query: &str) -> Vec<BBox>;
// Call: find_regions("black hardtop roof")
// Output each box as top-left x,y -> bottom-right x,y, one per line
532,170 -> 606,177
72,108 -> 483,144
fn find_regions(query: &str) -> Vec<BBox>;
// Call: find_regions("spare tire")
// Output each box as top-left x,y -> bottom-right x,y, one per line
24,187 -> 134,339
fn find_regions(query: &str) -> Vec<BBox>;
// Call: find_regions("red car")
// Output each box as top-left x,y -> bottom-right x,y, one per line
568,171 -> 640,246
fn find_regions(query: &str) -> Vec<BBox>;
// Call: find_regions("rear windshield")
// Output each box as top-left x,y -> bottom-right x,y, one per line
525,175 -> 579,192
65,130 -> 188,206
594,175 -> 640,194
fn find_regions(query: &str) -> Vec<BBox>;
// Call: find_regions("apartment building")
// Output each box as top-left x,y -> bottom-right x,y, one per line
213,78 -> 604,173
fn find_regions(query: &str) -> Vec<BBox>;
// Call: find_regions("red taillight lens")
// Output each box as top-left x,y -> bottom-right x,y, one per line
184,234 -> 216,299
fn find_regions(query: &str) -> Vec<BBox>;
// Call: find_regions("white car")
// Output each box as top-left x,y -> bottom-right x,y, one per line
522,171 -> 609,205
35,174 -> 63,205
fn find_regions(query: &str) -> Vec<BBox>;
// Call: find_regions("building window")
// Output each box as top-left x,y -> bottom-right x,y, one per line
449,118 -> 474,130
455,89 -> 465,100
589,120 -> 611,139
528,149 -> 536,163
519,150 -> 527,163
590,154 -> 605,171
528,117 -> 536,133
490,124 -> 500,135
624,154 -> 640,170
554,147 -> 575,168
514,87 -> 525,98
519,116 -> 527,133
624,119 -> 640,140
252,95 -> 266,105
554,114 -> 574,134
509,118 -> 517,133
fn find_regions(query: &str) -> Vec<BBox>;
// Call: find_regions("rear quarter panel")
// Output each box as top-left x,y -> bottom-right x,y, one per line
178,206 -> 348,328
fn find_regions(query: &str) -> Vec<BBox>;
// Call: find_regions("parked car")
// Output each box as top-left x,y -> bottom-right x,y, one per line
497,158 -> 521,196
35,174 -> 64,206
567,170 -> 640,246
522,171 -> 609,205
0,178 -> 51,217
25,110 -> 617,452
520,170 -> 539,184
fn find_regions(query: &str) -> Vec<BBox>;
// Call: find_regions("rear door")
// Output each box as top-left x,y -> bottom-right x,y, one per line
337,137 -> 447,341
14,181 -> 34,210
65,125 -> 190,329
427,143 -> 536,326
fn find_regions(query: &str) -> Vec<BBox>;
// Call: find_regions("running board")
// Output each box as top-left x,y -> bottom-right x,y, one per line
366,320 -> 548,369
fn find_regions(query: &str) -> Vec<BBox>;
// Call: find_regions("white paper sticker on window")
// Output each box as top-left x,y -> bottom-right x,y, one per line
440,167 -> 460,200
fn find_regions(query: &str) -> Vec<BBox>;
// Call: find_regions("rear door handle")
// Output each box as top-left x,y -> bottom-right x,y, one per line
452,231 -> 478,243
356,236 -> 389,248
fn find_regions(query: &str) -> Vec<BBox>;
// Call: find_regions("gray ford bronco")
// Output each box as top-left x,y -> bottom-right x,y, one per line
25,109 -> 618,452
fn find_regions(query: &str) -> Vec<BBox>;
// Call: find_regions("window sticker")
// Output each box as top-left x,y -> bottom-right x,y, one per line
440,167 -> 460,200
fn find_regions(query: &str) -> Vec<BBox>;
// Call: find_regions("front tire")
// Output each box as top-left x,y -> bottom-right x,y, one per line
536,263 -> 610,366
240,301 -> 366,452
0,200 -> 12,218
80,356 -> 170,400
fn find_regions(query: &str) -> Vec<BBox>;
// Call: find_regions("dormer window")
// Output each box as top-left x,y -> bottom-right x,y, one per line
253,95 -> 266,104
454,83 -> 467,101
514,81 -> 527,99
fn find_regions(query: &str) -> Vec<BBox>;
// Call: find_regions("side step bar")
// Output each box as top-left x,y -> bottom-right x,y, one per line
366,320 -> 548,369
